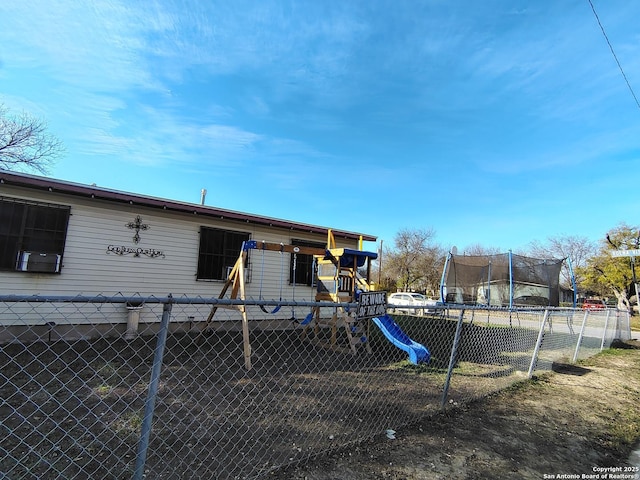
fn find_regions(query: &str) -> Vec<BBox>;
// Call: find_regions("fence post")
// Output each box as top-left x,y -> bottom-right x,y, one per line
625,310 -> 632,340
133,294 -> 174,480
572,310 -> 589,363
527,309 -> 550,378
600,309 -> 611,351
441,309 -> 465,409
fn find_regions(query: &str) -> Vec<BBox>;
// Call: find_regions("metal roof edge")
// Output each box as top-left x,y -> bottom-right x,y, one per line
0,170 -> 377,242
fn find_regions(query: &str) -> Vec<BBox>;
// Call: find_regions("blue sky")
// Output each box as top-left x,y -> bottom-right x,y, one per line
1,1 -> 639,253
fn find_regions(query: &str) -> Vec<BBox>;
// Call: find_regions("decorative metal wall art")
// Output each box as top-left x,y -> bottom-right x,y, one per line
126,215 -> 149,244
106,245 -> 165,258
105,215 -> 165,259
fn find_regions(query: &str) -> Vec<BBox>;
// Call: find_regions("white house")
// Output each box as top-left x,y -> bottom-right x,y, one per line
0,171 -> 376,341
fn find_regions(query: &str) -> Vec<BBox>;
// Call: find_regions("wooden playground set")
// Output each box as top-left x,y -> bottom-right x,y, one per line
203,230 -> 379,369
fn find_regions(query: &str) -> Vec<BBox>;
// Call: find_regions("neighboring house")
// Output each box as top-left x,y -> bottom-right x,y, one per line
0,171 -> 376,340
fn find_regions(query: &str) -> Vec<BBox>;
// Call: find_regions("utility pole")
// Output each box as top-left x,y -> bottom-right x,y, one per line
633,231 -> 640,313
377,240 -> 383,286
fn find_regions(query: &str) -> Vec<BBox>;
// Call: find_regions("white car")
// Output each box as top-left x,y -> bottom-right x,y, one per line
387,292 -> 438,315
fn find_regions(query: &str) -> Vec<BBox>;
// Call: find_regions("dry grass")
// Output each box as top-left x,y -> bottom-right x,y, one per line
276,340 -> 640,480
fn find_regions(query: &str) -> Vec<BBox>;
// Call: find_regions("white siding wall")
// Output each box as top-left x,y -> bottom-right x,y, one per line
0,186 -> 362,327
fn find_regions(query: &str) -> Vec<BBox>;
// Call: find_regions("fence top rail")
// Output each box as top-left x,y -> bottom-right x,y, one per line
437,303 -> 578,312
1,295 -> 619,316
0,294 -> 359,308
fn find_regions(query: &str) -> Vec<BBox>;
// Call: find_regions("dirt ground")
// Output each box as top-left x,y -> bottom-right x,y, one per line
272,338 -> 640,480
2,322 -> 638,479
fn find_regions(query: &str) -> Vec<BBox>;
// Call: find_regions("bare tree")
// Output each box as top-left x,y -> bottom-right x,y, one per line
527,235 -> 597,288
0,104 -> 64,174
382,228 -> 446,295
462,243 -> 502,256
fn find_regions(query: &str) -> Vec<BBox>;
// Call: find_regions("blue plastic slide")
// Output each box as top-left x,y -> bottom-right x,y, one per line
372,314 -> 431,364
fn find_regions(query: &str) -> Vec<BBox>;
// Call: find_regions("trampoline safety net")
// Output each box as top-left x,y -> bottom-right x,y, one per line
441,253 -> 564,307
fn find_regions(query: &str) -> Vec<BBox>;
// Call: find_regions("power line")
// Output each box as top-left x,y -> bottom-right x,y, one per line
587,0 -> 640,111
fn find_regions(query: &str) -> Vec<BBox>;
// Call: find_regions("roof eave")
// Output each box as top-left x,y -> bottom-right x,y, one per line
0,171 -> 377,242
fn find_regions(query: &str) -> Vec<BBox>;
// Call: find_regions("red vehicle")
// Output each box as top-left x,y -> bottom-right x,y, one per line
582,299 -> 606,311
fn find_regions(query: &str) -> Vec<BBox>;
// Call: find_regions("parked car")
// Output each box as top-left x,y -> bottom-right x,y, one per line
582,299 -> 606,311
605,299 -> 618,308
387,292 -> 438,315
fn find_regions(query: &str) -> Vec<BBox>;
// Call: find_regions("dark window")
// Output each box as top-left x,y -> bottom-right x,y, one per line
0,198 -> 70,273
197,227 -> 250,280
290,239 -> 325,286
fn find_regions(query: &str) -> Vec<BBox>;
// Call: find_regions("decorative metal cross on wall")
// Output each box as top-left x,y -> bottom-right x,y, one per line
125,215 -> 149,244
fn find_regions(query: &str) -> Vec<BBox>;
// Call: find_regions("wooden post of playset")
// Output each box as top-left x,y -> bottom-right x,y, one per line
202,239 -> 329,370
201,247 -> 253,370
236,252 -> 252,370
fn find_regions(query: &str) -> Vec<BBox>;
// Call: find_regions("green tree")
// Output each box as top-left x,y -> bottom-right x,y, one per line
577,223 -> 640,311
0,104 -> 63,173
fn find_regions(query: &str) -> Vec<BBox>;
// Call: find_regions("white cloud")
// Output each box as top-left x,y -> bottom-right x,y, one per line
0,2 -> 158,92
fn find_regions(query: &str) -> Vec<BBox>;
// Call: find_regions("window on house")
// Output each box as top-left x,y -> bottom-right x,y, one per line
0,198 -> 70,273
197,227 -> 250,281
290,239 -> 325,286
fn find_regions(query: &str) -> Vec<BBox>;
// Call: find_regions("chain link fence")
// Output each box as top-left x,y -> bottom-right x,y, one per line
0,295 -> 632,479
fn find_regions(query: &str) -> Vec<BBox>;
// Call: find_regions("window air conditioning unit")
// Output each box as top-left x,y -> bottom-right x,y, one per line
226,265 -> 250,283
17,252 -> 61,273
